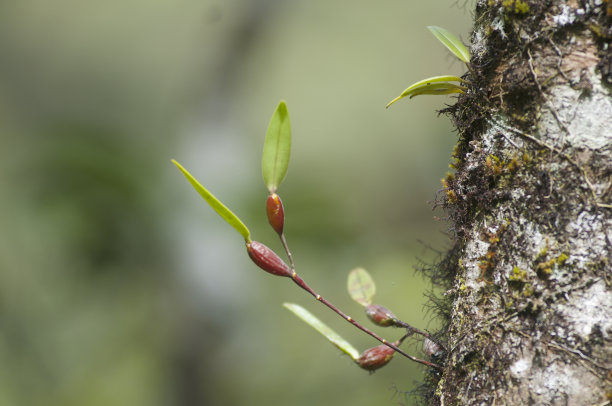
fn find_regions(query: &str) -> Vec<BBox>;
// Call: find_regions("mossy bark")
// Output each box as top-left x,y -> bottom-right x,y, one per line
429,1 -> 611,404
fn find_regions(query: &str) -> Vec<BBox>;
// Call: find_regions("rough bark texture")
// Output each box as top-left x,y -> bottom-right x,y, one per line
428,1 -> 612,405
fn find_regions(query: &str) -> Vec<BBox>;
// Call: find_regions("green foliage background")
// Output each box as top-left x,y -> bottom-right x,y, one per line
0,1 -> 470,405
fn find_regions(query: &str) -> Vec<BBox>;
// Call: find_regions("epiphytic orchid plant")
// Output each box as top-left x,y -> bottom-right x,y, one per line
172,100 -> 444,371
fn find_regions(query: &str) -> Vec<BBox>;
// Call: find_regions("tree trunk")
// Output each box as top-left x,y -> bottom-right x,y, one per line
430,1 -> 612,404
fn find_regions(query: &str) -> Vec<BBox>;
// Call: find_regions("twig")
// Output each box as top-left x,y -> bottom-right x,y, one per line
499,130 -> 521,149
289,271 -> 443,370
513,329 -> 608,380
547,37 -> 571,84
393,320 -> 448,352
279,233 -> 295,270
545,341 -> 607,379
547,341 -> 609,371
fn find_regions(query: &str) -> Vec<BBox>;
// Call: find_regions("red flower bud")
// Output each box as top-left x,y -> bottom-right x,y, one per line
266,193 -> 285,235
356,344 -> 395,371
365,304 -> 398,327
246,241 -> 292,277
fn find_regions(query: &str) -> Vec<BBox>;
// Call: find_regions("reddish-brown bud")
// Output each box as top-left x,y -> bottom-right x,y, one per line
356,344 -> 395,371
365,304 -> 398,327
246,241 -> 292,277
266,193 -> 285,235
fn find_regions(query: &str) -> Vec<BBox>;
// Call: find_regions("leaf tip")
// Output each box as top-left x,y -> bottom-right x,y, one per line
171,159 -> 187,174
426,25 -> 470,64
171,159 -> 252,241
386,96 -> 402,108
275,100 -> 289,120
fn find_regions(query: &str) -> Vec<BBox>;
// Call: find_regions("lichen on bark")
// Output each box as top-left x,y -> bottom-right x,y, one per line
424,0 -> 612,405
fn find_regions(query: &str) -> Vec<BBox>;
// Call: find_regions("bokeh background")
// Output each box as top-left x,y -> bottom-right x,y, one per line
0,1 -> 472,405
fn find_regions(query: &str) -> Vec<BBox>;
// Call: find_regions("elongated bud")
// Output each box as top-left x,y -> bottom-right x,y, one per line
356,344 -> 395,371
246,241 -> 292,277
365,304 -> 398,327
266,193 -> 285,235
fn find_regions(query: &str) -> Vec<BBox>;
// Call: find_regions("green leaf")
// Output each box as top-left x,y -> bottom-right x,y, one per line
405,82 -> 466,98
386,76 -> 466,107
262,101 -> 291,193
427,26 -> 470,64
283,303 -> 360,361
347,267 -> 376,306
172,159 -> 251,242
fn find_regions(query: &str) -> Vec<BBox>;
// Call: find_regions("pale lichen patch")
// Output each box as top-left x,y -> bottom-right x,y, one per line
563,210 -> 608,269
470,26 -> 488,60
509,355 -> 531,378
527,358 -> 603,405
537,71 -> 612,151
462,232 -> 490,291
552,4 -> 577,26
556,280 -> 612,339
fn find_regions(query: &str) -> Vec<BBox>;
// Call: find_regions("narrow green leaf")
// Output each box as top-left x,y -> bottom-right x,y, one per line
172,159 -> 251,242
283,303 -> 360,361
427,26 -> 470,64
406,82 -> 466,98
262,101 -> 291,193
347,267 -> 376,307
386,76 -> 466,107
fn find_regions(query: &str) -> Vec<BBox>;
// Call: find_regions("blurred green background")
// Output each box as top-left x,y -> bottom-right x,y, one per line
0,1 -> 471,405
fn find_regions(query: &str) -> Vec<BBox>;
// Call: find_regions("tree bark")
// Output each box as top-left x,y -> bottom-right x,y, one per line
430,1 -> 611,405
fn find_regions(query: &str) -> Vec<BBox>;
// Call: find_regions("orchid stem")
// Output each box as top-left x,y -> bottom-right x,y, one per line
289,271 -> 443,370
394,320 -> 448,352
279,233 -> 295,270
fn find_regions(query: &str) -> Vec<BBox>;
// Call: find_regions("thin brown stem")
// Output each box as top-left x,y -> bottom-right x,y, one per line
279,233 -> 295,270
393,320 -> 448,352
289,272 -> 443,370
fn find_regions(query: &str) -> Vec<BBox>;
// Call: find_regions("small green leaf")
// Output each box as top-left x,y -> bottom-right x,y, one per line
262,101 -> 291,193
386,76 -> 466,107
347,267 -> 376,307
172,159 -> 251,242
427,26 -> 470,64
283,303 -> 360,361
406,82 -> 466,98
